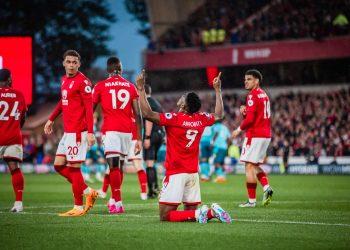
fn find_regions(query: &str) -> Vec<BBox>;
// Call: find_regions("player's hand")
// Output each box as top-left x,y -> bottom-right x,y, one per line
135,140 -> 142,155
87,133 -> 96,147
240,105 -> 247,116
212,72 -> 222,91
143,138 -> 151,149
232,128 -> 241,138
136,69 -> 146,91
44,120 -> 53,135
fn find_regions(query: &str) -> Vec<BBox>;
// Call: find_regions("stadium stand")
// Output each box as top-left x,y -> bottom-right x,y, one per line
151,0 -> 350,50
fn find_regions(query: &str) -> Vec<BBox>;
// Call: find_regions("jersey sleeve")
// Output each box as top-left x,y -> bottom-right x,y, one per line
159,112 -> 178,126
240,94 -> 257,130
79,78 -> 94,133
49,100 -> 62,121
130,84 -> 139,100
200,112 -> 215,127
92,83 -> 101,105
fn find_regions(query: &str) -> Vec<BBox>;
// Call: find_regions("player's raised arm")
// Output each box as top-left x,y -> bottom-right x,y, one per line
212,72 -> 224,121
136,70 -> 160,124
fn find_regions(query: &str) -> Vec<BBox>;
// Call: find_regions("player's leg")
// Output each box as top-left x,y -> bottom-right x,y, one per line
214,149 -> 227,183
145,158 -> 157,198
106,156 -> 124,214
254,138 -> 273,206
133,159 -> 148,200
199,143 -> 211,181
95,158 -> 106,182
59,132 -> 97,216
127,140 -> 147,200
82,158 -> 94,183
239,162 -> 257,207
6,160 -> 24,212
2,145 -> 25,212
98,167 -> 110,198
255,164 -> 273,206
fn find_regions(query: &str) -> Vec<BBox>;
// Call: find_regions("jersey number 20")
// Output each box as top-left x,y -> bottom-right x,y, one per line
109,89 -> 130,109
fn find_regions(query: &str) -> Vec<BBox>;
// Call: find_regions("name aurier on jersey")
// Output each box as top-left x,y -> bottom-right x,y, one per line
1,93 -> 16,98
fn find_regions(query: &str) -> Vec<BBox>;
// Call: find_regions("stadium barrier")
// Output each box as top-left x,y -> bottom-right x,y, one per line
1,157 -> 349,175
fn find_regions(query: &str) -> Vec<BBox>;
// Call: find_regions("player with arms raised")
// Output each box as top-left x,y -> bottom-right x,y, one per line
232,69 -> 273,207
136,70 -> 231,223
93,57 -> 142,214
0,69 -> 27,212
44,50 -> 98,216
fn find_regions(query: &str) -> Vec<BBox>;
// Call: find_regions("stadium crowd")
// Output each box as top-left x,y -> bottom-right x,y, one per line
20,88 -> 350,165
149,0 -> 350,51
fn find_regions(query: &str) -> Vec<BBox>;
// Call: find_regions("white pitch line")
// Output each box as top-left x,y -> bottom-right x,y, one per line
1,211 -> 350,228
1,200 -> 350,210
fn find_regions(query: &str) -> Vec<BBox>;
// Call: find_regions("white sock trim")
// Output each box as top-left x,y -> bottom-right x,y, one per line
263,185 -> 270,192
249,199 -> 256,203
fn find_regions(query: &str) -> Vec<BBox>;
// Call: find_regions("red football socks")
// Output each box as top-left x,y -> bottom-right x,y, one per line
137,170 -> 147,193
69,167 -> 84,206
207,209 -> 215,220
167,210 -> 196,222
257,172 -> 269,188
10,168 -> 24,201
246,182 -> 257,201
55,165 -> 88,192
102,173 -> 110,193
54,165 -> 71,183
110,168 -> 122,202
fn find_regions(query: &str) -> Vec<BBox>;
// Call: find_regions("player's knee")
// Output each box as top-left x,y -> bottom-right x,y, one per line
159,212 -> 169,221
7,161 -> 19,172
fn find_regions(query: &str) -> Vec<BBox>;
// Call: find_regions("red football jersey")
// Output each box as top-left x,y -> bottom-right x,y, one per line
49,72 -> 94,133
0,87 -> 27,145
159,112 -> 215,176
240,87 -> 271,138
93,75 -> 138,133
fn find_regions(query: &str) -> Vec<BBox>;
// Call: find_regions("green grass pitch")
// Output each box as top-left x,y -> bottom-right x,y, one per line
1,173 -> 350,249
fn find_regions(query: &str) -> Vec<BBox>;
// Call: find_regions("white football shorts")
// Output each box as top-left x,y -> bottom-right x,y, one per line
159,173 -> 201,206
240,137 -> 271,164
56,131 -> 88,163
0,144 -> 23,162
102,131 -> 132,158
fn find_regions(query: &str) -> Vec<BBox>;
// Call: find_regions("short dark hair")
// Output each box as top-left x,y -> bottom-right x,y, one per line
186,92 -> 201,114
0,68 -> 11,82
145,84 -> 151,95
63,50 -> 81,61
107,56 -> 122,74
245,69 -> 263,83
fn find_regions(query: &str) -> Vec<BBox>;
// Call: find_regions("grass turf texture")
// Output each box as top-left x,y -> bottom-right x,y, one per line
1,174 -> 350,249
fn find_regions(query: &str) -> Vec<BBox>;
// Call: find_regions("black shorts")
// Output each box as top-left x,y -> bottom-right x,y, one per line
144,130 -> 164,161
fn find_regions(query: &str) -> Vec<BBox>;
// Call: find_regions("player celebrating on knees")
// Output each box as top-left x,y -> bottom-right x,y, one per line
93,57 -> 142,214
44,50 -> 98,216
136,70 -> 231,224
0,69 -> 27,212
232,69 -> 273,207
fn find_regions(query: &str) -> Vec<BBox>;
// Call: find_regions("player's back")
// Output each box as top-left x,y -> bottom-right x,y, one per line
159,112 -> 215,175
212,123 -> 230,149
246,87 -> 271,138
0,87 -> 26,145
93,75 -> 138,133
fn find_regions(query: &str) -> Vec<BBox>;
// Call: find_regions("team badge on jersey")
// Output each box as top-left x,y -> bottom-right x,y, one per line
165,113 -> 173,119
247,95 -> 254,106
84,86 -> 92,93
